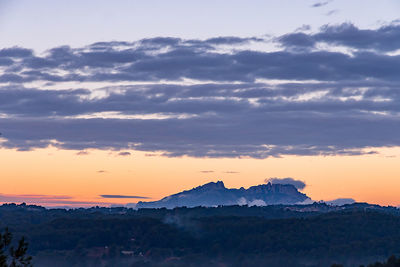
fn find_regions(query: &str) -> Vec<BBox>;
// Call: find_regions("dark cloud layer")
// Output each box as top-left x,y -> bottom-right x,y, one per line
0,23 -> 399,158
2,26 -> 400,84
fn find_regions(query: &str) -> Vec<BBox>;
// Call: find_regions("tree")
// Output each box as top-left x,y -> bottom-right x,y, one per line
0,229 -> 32,267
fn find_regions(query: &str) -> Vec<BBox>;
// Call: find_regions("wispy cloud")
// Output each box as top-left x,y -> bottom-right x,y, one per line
311,1 -> 331,8
100,195 -> 150,199
0,194 -> 80,204
0,193 -> 136,207
325,9 -> 339,16
0,194 -> 73,200
76,151 -> 89,156
117,151 -> 131,156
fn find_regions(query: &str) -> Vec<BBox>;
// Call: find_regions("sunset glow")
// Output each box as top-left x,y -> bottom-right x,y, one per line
1,146 -> 400,207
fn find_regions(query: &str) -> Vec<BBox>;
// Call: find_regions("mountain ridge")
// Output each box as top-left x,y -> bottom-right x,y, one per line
137,181 -> 310,209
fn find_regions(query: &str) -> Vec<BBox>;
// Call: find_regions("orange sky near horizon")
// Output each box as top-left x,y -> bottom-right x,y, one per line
1,146 -> 400,207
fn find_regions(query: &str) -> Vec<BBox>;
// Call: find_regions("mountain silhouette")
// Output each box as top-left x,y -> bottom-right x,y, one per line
137,181 -> 310,209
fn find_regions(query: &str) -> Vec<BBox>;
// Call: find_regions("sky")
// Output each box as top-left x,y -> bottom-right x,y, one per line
0,0 -> 400,207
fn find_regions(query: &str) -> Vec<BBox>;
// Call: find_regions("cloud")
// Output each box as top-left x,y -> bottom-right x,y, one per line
237,197 -> 266,206
278,21 -> 400,52
204,36 -> 263,45
100,195 -> 150,199
295,25 -> 311,32
296,198 -> 315,205
0,103 -> 397,157
265,177 -> 306,190
0,26 -> 399,158
117,151 -> 131,156
325,198 -> 355,206
311,1 -> 331,8
0,194 -> 103,206
0,194 -> 145,207
0,30 -> 399,84
76,151 -> 89,155
97,170 -> 107,173
224,171 -> 239,174
0,47 -> 33,58
325,9 -> 339,16
248,199 -> 267,206
0,194 -> 72,201
200,170 -> 214,173
0,112 -> 392,158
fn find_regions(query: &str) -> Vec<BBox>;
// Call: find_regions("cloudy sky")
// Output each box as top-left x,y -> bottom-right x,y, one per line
1,0 -> 400,206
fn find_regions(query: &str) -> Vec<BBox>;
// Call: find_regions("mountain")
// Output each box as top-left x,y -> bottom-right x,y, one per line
136,181 -> 310,209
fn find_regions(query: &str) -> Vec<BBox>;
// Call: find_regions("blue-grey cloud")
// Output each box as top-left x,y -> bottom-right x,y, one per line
0,113 -> 390,157
279,22 -> 400,52
0,47 -> 33,58
265,177 -> 306,190
204,36 -> 263,45
0,29 -> 399,84
0,26 -> 399,158
0,80 -> 399,158
2,80 -> 400,117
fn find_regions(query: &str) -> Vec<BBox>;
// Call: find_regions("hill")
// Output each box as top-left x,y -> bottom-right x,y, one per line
137,181 -> 309,209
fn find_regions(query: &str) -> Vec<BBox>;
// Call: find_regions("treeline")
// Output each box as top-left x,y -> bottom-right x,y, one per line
1,203 -> 400,266
333,255 -> 400,267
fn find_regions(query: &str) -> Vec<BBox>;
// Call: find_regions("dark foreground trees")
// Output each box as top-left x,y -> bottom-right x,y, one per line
2,203 -> 400,267
0,229 -> 31,267
363,255 -> 400,267
332,255 -> 400,267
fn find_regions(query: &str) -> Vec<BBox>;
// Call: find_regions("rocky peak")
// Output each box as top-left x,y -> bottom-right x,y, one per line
196,181 -> 226,191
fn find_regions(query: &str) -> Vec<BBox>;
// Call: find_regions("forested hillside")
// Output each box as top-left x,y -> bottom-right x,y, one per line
1,203 -> 400,267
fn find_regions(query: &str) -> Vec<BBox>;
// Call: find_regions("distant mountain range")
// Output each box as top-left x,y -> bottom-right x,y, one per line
137,181 -> 310,209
